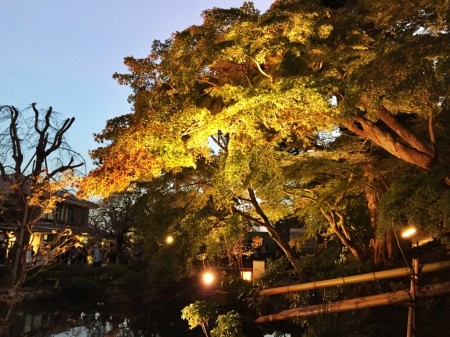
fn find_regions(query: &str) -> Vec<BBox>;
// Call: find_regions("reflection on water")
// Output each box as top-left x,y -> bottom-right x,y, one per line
9,301 -> 192,337
16,312 -> 143,337
9,301 -> 293,337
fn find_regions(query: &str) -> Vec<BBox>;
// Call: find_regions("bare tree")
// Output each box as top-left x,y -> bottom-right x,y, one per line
0,104 -> 84,336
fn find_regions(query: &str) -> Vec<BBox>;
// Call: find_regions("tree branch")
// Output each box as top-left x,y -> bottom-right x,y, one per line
251,58 -> 273,84
343,117 -> 435,170
47,156 -> 84,179
376,107 -> 434,157
8,106 -> 24,174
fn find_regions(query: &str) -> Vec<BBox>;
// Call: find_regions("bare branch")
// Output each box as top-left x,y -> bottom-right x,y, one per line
251,58 -> 273,84
7,106 -> 24,174
47,156 -> 84,179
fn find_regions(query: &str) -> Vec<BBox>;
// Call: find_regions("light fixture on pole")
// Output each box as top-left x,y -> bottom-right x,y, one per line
401,227 -> 417,239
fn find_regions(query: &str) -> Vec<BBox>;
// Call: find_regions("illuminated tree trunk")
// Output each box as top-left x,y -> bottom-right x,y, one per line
364,164 -> 397,265
344,107 -> 436,171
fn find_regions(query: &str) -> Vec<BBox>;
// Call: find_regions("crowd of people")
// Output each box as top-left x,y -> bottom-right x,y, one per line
0,242 -> 120,268
0,239 -> 145,269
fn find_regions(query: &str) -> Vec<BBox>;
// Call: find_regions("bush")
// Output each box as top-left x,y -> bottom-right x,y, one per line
181,300 -> 213,337
211,310 -> 245,337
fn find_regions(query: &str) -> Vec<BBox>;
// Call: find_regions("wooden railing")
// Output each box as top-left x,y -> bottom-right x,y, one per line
256,259 -> 450,337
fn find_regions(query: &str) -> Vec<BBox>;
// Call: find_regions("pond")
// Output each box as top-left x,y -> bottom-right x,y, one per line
9,300 -> 195,337
8,300 -> 290,337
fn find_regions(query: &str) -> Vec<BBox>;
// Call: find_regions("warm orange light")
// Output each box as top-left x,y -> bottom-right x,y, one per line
202,271 -> 214,285
241,271 -> 252,281
401,227 -> 417,238
166,235 -> 174,244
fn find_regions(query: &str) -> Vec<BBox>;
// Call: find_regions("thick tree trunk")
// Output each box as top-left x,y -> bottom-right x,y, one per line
364,164 -> 397,265
10,201 -> 35,285
343,107 -> 436,170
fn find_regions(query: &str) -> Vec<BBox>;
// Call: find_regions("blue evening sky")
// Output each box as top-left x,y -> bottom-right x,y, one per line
0,0 -> 273,174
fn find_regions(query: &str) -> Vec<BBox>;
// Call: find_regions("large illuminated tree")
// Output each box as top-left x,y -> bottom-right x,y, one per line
83,0 -> 450,264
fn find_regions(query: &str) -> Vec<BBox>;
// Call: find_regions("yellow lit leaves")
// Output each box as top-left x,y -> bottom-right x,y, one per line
317,24 -> 333,39
207,78 -> 335,148
27,171 -> 79,216
81,112 -> 210,197
286,12 -> 319,43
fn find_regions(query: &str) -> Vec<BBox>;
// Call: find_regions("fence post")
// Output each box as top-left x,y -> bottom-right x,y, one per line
407,258 -> 419,337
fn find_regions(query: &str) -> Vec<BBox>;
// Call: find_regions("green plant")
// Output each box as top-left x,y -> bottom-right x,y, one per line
181,300 -> 212,337
210,310 -> 245,337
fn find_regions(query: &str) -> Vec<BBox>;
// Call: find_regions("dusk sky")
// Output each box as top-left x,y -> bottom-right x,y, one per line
0,1 -> 273,174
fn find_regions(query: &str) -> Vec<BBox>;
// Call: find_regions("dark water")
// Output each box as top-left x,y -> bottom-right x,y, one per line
9,300 -> 286,337
9,300 -> 195,337
10,301 -> 290,337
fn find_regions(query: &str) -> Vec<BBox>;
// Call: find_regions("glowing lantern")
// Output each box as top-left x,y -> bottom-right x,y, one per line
202,271 -> 215,285
401,227 -> 417,238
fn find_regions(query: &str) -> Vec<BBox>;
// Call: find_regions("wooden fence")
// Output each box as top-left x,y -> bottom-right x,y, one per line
256,259 -> 450,337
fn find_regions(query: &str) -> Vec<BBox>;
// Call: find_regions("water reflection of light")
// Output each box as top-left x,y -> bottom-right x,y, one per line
119,318 -> 129,328
14,305 -> 187,337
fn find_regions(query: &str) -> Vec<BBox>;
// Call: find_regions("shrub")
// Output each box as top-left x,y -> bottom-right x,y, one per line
210,310 -> 245,337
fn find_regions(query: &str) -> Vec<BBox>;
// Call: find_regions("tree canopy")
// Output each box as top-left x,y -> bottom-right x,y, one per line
82,0 -> 450,265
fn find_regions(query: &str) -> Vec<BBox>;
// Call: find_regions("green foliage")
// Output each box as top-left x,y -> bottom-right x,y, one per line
240,257 -> 293,316
377,170 -> 450,237
86,0 -> 450,269
146,245 -> 188,283
210,310 -> 245,337
255,257 -> 293,289
181,300 -> 213,337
